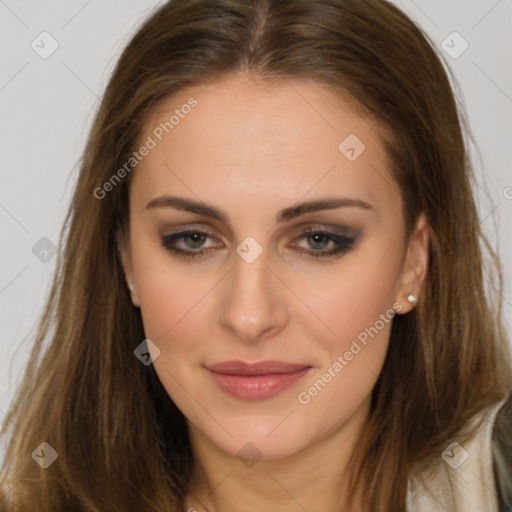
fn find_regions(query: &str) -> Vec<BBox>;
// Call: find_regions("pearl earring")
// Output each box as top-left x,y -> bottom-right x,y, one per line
127,282 -> 133,292
407,293 -> 417,305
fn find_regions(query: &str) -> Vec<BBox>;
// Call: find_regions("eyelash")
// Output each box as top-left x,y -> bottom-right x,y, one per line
160,228 -> 358,261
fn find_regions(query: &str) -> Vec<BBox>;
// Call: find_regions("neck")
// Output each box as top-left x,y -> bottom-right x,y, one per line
184,398 -> 370,512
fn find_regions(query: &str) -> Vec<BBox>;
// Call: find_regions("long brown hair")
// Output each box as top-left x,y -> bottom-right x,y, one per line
1,1 -> 511,510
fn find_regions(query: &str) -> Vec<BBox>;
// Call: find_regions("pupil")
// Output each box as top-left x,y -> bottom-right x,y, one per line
187,232 -> 205,247
310,234 -> 328,249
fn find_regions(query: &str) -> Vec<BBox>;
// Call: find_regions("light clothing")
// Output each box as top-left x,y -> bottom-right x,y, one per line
406,400 -> 506,512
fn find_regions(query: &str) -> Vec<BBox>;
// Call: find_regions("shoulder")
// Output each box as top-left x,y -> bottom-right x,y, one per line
407,397 -> 510,512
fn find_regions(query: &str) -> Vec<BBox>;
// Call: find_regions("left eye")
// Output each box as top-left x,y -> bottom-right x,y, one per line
290,230 -> 358,259
161,228 -> 358,260
303,232 -> 336,250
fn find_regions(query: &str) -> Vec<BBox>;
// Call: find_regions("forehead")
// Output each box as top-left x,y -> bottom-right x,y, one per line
130,73 -> 400,218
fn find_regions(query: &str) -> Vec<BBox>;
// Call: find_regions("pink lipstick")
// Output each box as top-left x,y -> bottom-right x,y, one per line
206,360 -> 312,400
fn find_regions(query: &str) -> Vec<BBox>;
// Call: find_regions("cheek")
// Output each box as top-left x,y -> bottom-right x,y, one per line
129,234 -> 211,342
294,240 -> 402,351
135,265 -> 181,342
291,238 -> 402,412
293,286 -> 395,441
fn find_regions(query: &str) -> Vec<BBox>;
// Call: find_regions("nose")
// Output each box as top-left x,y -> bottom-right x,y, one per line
218,246 -> 289,344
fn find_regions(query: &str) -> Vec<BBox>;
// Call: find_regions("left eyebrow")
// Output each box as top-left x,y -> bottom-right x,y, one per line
276,197 -> 374,222
144,195 -> 374,223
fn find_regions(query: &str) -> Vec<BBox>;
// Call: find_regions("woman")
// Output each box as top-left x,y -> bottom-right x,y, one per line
1,0 -> 511,511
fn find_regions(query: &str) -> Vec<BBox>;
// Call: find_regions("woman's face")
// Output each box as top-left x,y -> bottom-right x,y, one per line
120,73 -> 428,461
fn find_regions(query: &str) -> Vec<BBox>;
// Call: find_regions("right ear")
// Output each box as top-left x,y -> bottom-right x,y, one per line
116,227 -> 140,307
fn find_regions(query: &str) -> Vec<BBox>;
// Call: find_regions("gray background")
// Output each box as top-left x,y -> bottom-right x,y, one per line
1,0 -> 511,438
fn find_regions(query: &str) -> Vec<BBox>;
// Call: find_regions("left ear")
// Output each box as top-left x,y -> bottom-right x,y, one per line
394,212 -> 430,314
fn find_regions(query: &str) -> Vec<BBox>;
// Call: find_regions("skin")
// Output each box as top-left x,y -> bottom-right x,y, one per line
119,72 -> 429,512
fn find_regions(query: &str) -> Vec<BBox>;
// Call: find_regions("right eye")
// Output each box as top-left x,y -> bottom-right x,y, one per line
161,229 -> 222,260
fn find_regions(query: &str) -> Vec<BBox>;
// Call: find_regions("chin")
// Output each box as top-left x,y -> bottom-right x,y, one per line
196,413 -> 317,462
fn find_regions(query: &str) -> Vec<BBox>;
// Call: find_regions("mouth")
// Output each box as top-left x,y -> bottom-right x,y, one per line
205,360 -> 313,401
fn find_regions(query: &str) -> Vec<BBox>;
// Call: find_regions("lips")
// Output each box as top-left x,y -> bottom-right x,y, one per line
205,360 -> 312,400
